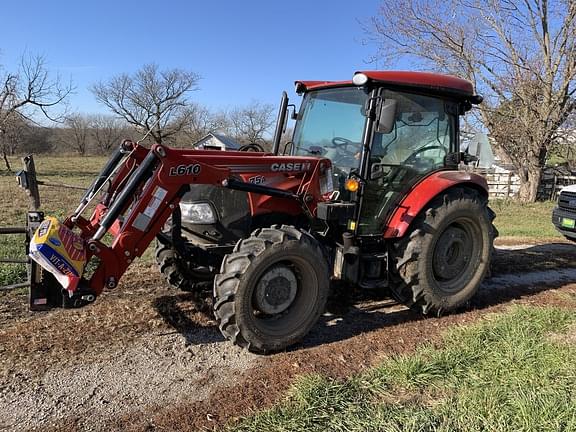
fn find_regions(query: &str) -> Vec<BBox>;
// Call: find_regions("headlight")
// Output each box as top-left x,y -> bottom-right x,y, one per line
179,202 -> 217,224
319,166 -> 334,195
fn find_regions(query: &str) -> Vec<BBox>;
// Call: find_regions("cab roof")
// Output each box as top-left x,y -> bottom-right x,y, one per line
295,71 -> 477,102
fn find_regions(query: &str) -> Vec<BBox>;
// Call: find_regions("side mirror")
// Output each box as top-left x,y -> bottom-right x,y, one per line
289,105 -> 298,120
376,99 -> 397,134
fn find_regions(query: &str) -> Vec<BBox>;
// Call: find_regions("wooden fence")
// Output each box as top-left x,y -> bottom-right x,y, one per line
537,171 -> 576,201
484,171 -> 521,199
467,167 -> 576,201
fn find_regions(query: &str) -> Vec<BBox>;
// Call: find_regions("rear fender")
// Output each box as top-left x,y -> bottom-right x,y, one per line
383,171 -> 488,239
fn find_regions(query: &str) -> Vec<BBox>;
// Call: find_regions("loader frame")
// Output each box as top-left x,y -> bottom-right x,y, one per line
36,140 -> 332,307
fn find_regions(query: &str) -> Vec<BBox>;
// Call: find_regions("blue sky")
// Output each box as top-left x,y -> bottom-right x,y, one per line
0,0 -> 384,115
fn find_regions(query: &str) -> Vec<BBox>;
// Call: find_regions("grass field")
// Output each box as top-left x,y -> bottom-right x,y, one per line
491,199 -> 561,239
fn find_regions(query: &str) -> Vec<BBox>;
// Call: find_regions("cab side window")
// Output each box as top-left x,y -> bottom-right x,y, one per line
373,91 -> 454,172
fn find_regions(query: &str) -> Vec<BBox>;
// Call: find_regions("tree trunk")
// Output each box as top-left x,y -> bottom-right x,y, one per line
518,166 -> 542,202
2,150 -> 12,172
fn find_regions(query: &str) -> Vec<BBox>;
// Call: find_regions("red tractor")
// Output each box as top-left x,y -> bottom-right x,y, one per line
28,71 -> 496,353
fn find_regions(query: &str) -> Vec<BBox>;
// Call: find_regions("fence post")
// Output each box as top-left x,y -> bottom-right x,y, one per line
19,155 -> 49,310
22,155 -> 41,211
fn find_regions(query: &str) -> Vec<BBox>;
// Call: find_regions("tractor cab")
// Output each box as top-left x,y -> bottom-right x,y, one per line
286,71 -> 482,236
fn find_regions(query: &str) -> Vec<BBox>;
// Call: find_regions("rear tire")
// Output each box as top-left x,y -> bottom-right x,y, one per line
214,225 -> 329,353
391,187 -> 496,315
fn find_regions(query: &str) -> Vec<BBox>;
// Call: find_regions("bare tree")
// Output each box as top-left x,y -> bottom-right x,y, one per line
229,101 -> 275,148
0,112 -> 28,169
0,53 -> 72,170
91,114 -> 127,153
91,63 -> 201,144
1,112 -> 27,154
63,114 -> 90,155
172,104 -> 232,146
366,0 -> 576,201
553,111 -> 576,164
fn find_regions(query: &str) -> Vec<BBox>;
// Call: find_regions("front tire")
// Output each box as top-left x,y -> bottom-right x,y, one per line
155,216 -> 213,294
391,187 -> 495,315
214,225 -> 329,353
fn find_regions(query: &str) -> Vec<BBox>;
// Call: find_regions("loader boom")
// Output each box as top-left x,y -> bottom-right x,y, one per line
45,140 -> 331,306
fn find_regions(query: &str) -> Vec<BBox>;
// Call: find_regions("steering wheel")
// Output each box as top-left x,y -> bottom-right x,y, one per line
404,145 -> 447,165
239,143 -> 265,152
330,137 -> 358,149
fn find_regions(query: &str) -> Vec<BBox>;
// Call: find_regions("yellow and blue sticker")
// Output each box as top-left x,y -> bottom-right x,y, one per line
30,217 -> 86,280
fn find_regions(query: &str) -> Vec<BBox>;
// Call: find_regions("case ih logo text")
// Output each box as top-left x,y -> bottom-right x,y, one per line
169,164 -> 201,176
270,162 -> 311,172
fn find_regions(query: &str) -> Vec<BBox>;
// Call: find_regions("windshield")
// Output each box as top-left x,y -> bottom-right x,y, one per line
293,87 -> 368,171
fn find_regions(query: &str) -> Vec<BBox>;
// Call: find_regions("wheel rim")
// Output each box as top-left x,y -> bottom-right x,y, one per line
432,218 -> 482,293
254,265 -> 298,314
249,256 -> 318,337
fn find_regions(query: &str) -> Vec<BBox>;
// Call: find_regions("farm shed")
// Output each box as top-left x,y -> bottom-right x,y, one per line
194,132 -> 241,151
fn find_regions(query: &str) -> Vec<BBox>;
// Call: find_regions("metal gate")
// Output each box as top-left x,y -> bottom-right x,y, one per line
0,155 -> 47,309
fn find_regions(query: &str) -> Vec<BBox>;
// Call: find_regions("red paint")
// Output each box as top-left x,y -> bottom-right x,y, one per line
383,170 -> 488,239
296,71 -> 474,99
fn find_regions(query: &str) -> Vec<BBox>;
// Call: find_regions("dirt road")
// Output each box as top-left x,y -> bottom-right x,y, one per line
1,240 -> 575,431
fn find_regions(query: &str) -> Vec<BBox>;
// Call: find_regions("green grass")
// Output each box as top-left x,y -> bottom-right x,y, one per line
491,199 -> 561,239
0,234 -> 28,286
232,305 -> 576,432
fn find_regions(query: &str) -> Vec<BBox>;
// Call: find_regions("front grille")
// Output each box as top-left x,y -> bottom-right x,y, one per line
558,191 -> 576,213
561,191 -> 576,199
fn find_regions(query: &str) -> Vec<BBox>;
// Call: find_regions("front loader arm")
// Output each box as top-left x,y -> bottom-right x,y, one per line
44,141 -> 331,306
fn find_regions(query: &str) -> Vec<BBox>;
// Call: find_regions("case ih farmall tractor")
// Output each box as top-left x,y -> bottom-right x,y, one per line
28,71 -> 495,353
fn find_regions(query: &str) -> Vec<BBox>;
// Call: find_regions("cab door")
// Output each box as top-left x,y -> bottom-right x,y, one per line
357,90 -> 458,236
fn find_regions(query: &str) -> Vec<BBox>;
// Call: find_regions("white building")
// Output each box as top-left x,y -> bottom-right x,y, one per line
194,133 -> 241,151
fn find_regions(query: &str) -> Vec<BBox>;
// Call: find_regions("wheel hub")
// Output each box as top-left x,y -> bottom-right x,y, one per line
254,265 -> 298,315
433,225 -> 472,283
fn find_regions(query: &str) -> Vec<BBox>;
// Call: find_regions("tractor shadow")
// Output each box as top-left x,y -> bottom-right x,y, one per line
153,292 -> 225,346
299,242 -> 576,350
153,243 -> 576,351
